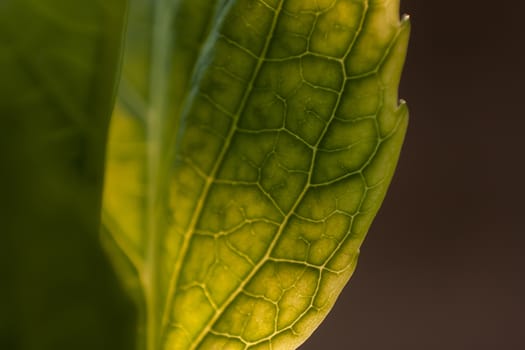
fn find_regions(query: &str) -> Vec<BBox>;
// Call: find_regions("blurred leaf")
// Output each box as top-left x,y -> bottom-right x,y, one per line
0,1 -> 134,349
104,0 -> 409,349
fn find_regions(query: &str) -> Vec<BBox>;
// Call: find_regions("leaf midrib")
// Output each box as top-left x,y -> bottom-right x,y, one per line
144,1 -> 178,349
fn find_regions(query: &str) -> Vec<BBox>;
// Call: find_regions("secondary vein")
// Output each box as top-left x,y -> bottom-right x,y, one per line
160,0 -> 284,343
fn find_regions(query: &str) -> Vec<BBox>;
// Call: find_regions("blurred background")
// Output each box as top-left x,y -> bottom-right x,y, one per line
302,1 -> 525,349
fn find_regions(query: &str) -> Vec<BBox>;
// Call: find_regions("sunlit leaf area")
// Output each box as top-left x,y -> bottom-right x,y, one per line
1,1 -> 408,349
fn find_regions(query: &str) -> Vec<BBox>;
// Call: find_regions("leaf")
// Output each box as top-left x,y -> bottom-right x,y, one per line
103,0 -> 410,349
0,1 -> 134,349
102,0 -> 224,347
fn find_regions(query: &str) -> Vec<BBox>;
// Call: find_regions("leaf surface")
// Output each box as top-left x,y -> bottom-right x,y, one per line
103,0 -> 410,349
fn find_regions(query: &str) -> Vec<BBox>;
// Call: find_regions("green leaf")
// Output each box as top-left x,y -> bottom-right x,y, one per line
104,0 -> 410,349
0,0 -> 134,349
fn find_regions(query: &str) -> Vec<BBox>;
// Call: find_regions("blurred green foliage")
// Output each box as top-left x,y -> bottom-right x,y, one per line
0,1 -> 136,349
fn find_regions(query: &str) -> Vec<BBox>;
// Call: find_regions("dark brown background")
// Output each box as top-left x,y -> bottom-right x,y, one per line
301,1 -> 525,349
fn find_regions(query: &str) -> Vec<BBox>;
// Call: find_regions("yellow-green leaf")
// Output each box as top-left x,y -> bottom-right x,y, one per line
103,0 -> 410,349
